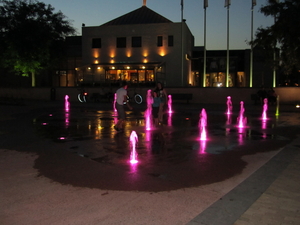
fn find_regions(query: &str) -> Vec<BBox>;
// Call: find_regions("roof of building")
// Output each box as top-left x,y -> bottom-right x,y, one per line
100,6 -> 173,26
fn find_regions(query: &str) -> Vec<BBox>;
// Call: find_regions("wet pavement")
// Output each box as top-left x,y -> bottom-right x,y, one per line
1,99 -> 300,224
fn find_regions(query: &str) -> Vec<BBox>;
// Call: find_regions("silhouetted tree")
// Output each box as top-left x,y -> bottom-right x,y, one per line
252,0 -> 300,76
0,0 -> 75,87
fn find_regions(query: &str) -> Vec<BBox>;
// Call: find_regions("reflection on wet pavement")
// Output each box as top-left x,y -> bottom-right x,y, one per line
32,104 -> 297,191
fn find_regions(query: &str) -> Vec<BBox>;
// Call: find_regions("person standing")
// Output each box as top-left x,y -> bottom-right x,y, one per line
114,81 -> 132,132
154,82 -> 167,123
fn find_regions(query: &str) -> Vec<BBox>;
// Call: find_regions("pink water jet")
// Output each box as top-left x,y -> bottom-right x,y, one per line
64,95 -> 70,112
199,108 -> 207,141
226,96 -> 232,115
262,98 -> 268,121
130,131 -> 138,164
145,90 -> 153,130
199,140 -> 207,154
168,95 -> 173,113
113,93 -> 117,112
237,101 -> 247,128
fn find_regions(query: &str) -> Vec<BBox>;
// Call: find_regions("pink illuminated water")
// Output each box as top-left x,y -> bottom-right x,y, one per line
262,98 -> 268,121
199,140 -> 206,154
168,95 -> 173,113
65,95 -> 70,112
145,90 -> 153,130
226,96 -> 232,115
113,93 -> 117,112
199,108 -> 207,141
130,131 -> 138,164
237,101 -> 247,128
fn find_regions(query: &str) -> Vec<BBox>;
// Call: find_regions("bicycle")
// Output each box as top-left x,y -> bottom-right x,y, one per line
126,91 -> 143,104
77,88 -> 88,103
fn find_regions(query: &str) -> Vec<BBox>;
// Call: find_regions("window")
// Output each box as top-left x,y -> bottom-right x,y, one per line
168,35 -> 174,47
92,38 -> 101,48
117,37 -> 126,48
157,36 -> 163,47
132,36 -> 142,47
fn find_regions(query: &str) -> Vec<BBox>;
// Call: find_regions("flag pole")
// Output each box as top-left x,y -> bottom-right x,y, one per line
203,0 -> 207,87
250,0 -> 256,87
225,0 -> 230,87
181,0 -> 184,86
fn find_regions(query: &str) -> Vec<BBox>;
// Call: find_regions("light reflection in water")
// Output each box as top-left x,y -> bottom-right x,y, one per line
238,127 -> 245,145
199,140 -> 206,154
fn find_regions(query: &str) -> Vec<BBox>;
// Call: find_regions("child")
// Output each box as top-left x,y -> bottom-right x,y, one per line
152,91 -> 161,126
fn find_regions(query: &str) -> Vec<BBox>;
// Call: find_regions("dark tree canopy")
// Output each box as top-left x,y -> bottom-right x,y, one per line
253,0 -> 300,75
0,0 -> 76,86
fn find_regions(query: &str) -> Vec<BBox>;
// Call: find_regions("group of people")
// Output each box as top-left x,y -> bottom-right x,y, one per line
114,81 -> 167,132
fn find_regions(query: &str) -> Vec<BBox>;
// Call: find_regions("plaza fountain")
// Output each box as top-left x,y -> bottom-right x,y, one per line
226,96 -> 232,115
262,98 -> 268,121
199,108 -> 207,141
129,131 -> 138,164
168,95 -> 173,114
145,90 -> 153,131
237,101 -> 247,128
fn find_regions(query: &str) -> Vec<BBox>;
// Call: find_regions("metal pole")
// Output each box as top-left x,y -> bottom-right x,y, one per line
226,4 -> 230,87
273,0 -> 279,88
203,7 -> 207,87
250,5 -> 254,87
181,0 -> 184,86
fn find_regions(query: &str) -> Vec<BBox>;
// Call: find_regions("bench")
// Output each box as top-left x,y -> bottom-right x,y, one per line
169,93 -> 193,103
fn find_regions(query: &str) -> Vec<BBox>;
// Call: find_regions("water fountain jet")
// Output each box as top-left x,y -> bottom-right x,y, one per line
130,131 -> 138,164
168,95 -> 173,113
226,96 -> 232,115
199,108 -> 207,141
145,90 -> 153,130
262,98 -> 268,121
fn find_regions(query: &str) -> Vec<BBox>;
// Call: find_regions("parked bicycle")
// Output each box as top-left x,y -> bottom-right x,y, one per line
77,88 -> 88,103
126,91 -> 143,104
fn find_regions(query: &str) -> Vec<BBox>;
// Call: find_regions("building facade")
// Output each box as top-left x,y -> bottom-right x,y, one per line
57,4 -> 275,88
76,5 -> 194,87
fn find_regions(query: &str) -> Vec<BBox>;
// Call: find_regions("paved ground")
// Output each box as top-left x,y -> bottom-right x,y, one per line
0,99 -> 299,225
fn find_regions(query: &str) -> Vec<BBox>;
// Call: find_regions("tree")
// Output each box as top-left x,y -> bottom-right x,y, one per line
0,0 -> 75,87
252,0 -> 300,78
